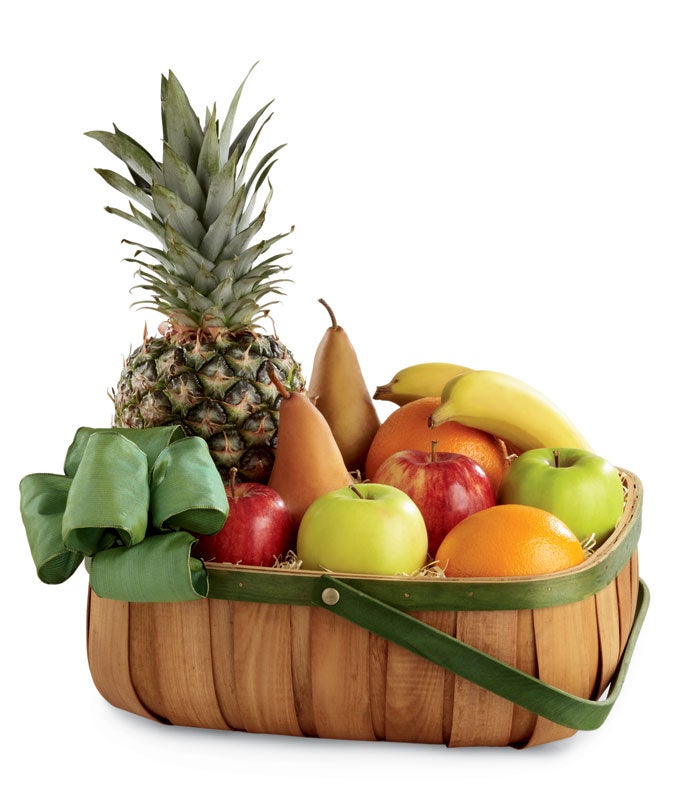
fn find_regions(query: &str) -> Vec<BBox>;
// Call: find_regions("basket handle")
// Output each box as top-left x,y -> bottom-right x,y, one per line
312,574 -> 649,732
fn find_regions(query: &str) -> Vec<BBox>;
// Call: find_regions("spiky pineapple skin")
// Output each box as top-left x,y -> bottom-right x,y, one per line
113,328 -> 304,482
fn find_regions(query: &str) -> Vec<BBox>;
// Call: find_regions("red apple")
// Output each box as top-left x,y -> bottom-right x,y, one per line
372,442 -> 496,559
192,468 -> 295,566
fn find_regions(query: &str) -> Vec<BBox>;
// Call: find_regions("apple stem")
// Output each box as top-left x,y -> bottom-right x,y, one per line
349,484 -> 364,499
431,440 -> 438,462
229,467 -> 239,500
318,298 -> 338,330
553,449 -> 560,468
265,361 -> 291,399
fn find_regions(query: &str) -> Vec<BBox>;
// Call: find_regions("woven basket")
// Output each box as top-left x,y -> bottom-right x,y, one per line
86,469 -> 648,749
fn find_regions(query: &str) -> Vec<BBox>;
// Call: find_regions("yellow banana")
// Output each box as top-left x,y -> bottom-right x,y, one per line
428,370 -> 592,453
373,362 -> 473,406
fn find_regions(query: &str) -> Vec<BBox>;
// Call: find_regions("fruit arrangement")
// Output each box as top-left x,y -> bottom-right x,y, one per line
21,68 -> 628,592
96,69 -> 626,580
18,67 -> 647,751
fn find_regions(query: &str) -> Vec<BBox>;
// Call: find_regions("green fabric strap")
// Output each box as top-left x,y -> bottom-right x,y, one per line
312,574 -> 650,732
63,433 -> 150,555
20,426 -> 228,601
150,436 -> 229,534
19,474 -> 82,585
63,425 -> 186,477
88,533 -> 209,601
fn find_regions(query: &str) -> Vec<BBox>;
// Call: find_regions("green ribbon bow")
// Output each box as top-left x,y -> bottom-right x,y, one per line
20,426 -> 229,602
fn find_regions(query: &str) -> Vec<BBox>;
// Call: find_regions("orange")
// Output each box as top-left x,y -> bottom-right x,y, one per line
435,503 -> 586,578
365,397 -> 509,492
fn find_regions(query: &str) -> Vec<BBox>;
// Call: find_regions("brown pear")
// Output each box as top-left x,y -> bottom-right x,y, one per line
307,299 -> 381,475
267,364 -> 353,527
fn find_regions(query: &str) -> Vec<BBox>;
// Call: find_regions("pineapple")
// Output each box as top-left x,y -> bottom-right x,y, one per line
87,68 -> 304,482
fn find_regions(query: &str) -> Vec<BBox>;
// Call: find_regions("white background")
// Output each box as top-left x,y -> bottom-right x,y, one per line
3,1 -> 676,791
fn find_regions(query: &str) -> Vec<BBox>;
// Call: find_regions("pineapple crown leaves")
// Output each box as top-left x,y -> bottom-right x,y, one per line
85,65 -> 293,331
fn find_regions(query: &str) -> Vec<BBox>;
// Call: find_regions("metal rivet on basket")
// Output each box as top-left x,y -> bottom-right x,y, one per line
321,587 -> 340,606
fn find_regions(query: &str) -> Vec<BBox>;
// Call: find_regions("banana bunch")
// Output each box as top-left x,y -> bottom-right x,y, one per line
374,363 -> 591,453
373,362 -> 472,406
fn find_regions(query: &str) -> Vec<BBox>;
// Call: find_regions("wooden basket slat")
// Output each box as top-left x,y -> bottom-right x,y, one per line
230,601 -> 302,737
449,610 -> 518,747
383,610 -> 455,744
525,595 -> 599,747
368,632 -> 389,740
128,601 -> 228,730
309,607 -> 375,741
290,605 -> 317,737
631,549 -> 639,600
582,596 -> 601,698
616,558 -> 634,650
86,591 -> 159,723
594,576 -> 622,697
629,552 -> 639,635
207,599 -> 242,731
508,608 -> 539,746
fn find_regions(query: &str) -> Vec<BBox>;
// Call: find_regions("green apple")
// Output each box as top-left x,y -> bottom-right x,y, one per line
296,483 -> 428,575
498,447 -> 625,545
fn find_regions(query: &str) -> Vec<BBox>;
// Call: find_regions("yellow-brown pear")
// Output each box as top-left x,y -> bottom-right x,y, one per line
307,299 -> 381,475
267,364 -> 353,527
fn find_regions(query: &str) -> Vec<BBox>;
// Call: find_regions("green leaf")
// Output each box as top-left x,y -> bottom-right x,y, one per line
127,240 -> 199,283
212,255 -> 240,283
239,159 -> 279,233
133,264 -> 199,317
199,184 -> 247,262
183,284 -> 214,314
232,260 -> 290,299
103,204 -> 165,245
235,112 -> 273,191
212,230 -> 292,282
95,168 -> 156,214
112,125 -> 163,187
197,105 -> 220,194
219,62 -> 258,165
226,297 -> 260,327
85,129 -> 161,186
131,277 -> 177,308
152,184 -> 204,247
192,263 -> 218,294
203,147 -> 239,227
218,190 -> 271,260
162,143 -> 206,216
162,71 -> 203,170
103,205 -> 138,225
206,275 -> 235,307
229,100 -> 274,163
129,203 -> 167,243
163,225 -> 214,273
234,251 -> 292,283
246,146 -> 284,195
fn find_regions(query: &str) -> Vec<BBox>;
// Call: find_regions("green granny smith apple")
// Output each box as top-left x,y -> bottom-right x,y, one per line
498,447 -> 625,545
296,483 -> 428,575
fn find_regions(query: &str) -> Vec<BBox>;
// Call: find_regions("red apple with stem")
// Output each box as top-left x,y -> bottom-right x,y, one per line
372,441 -> 496,559
192,468 -> 296,566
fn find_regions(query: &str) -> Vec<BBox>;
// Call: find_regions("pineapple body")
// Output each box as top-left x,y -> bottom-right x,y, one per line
115,329 -> 303,482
